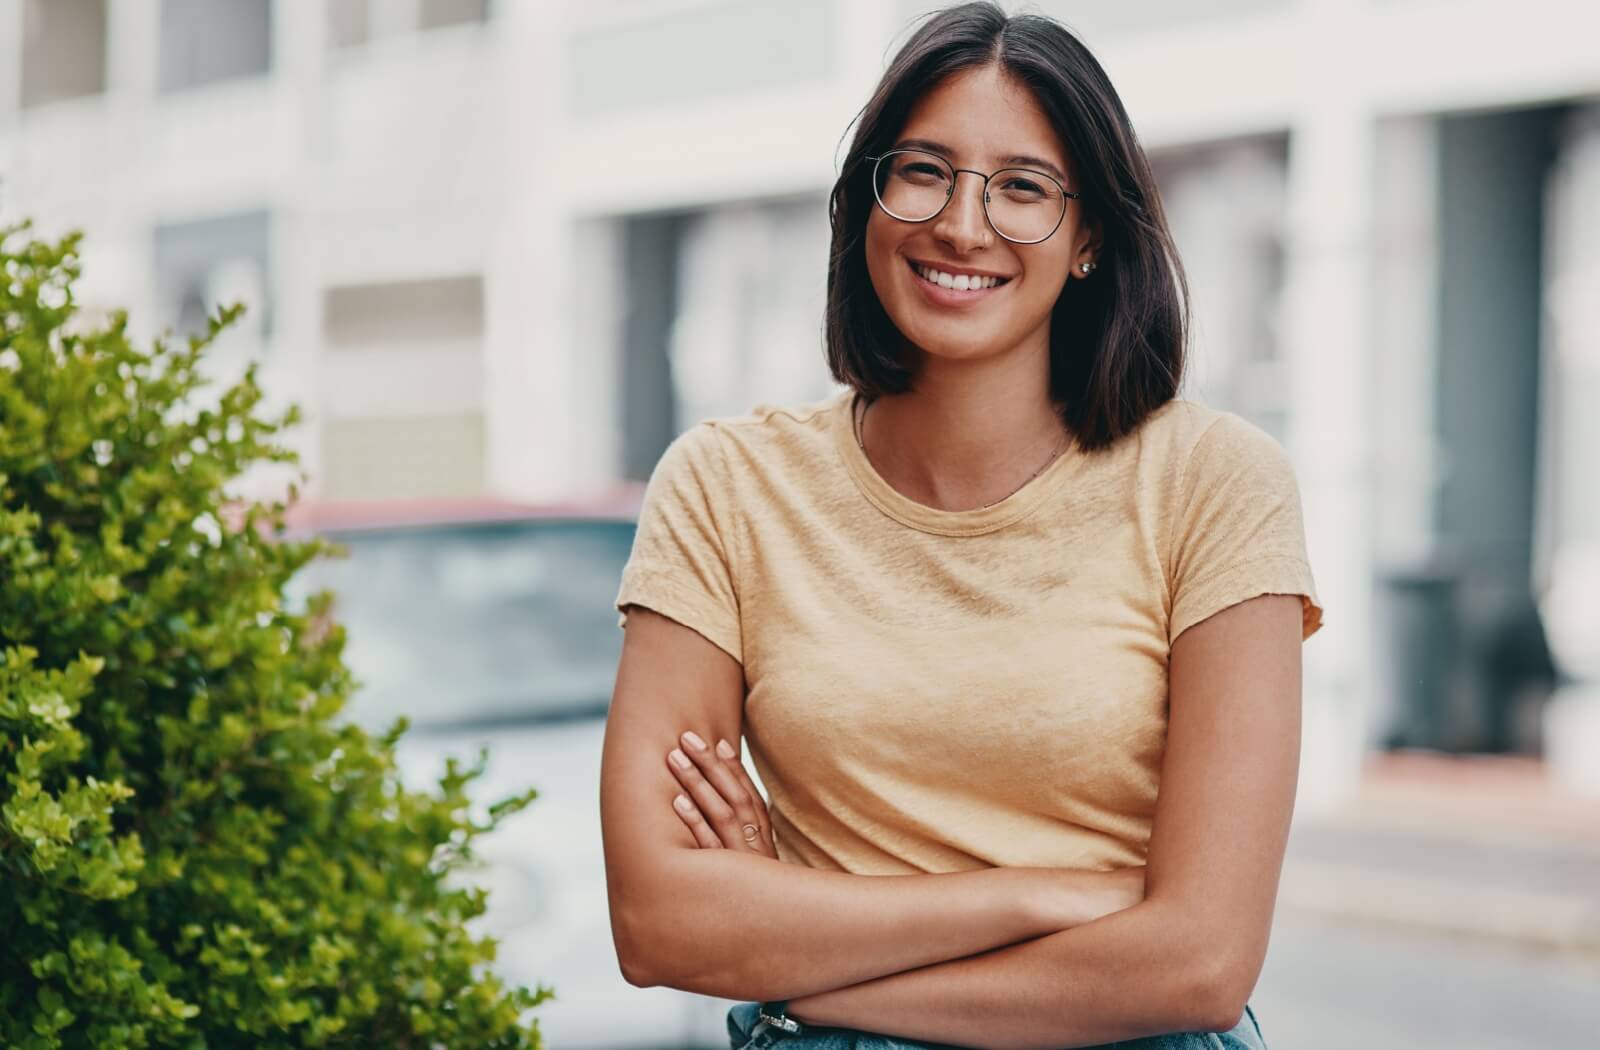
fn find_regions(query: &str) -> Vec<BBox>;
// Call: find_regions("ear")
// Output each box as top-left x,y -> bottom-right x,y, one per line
1075,212 -> 1104,271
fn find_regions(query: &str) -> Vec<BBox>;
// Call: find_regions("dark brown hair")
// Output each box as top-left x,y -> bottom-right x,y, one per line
824,1 -> 1189,452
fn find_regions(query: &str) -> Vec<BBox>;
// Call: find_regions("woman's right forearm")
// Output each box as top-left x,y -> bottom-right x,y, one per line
613,850 -> 1124,1002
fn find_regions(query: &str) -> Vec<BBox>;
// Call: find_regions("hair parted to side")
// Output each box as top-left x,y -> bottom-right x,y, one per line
824,1 -> 1189,452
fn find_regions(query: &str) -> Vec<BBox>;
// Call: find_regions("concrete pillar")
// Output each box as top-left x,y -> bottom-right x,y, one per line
97,0 -> 160,338
0,1 -> 22,127
251,0 -> 328,503
1539,103 -> 1600,795
1280,1 -> 1376,814
487,0 -> 606,499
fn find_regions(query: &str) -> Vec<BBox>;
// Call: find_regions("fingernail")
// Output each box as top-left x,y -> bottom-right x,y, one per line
716,738 -> 737,759
669,748 -> 692,769
673,794 -> 694,812
682,731 -> 707,751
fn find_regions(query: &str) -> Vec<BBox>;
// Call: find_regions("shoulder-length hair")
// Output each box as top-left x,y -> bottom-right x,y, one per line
824,1 -> 1189,452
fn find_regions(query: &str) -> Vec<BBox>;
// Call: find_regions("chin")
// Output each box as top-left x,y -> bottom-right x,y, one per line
898,321 -> 1009,361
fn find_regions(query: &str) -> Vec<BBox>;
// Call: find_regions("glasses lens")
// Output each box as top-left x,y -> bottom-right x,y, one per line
985,168 -> 1066,243
874,150 -> 952,222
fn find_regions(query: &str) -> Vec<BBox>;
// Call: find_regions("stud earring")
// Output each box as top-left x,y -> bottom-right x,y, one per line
1079,262 -> 1095,274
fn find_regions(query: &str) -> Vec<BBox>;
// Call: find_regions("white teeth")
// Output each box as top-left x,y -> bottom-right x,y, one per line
913,262 -> 1005,291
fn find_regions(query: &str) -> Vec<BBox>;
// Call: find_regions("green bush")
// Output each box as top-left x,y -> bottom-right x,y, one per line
0,221 -> 550,1049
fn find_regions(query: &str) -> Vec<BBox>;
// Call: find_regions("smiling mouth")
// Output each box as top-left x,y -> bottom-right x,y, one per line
906,258 -> 1013,291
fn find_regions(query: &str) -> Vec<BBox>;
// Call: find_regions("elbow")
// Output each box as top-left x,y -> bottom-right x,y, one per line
620,957 -> 659,990
610,898 -> 665,989
1147,918 -> 1251,1034
1198,990 -> 1246,1036
611,892 -> 731,995
1145,902 -> 1260,1034
607,854 -> 693,989
616,938 -> 658,990
607,854 -> 755,998
1163,960 -> 1241,1035
1191,957 -> 1253,1034
614,918 -> 759,1000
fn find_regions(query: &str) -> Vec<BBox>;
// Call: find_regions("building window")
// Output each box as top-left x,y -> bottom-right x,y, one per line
159,0 -> 272,92
152,210 -> 272,342
328,0 -> 487,48
571,0 -> 831,117
323,276 -> 484,347
327,0 -> 369,49
20,0 -> 107,108
419,0 -> 489,30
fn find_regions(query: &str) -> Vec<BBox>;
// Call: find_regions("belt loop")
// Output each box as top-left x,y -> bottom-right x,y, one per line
757,1000 -> 806,1036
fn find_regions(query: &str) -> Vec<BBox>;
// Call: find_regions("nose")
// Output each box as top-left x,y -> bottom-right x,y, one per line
930,170 -> 992,253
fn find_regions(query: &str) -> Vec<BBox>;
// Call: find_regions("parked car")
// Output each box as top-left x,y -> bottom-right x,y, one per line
278,490 -> 735,1048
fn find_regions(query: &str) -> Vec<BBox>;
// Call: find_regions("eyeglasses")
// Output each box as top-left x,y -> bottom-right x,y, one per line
865,149 -> 1080,245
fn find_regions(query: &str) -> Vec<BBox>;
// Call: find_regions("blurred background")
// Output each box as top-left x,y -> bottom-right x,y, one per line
3,1 -> 1598,1047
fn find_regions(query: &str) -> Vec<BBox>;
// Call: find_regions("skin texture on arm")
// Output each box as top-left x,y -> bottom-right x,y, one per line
599,605 -> 1130,1001
783,593 -> 1306,1049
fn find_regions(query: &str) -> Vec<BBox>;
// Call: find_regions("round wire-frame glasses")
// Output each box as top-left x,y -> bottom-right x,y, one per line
865,148 -> 1081,245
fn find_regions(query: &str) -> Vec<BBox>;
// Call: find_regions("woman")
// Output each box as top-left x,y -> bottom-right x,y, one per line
599,3 -> 1322,1047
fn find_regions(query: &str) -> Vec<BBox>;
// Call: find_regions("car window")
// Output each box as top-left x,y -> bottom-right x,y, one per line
287,519 -> 635,731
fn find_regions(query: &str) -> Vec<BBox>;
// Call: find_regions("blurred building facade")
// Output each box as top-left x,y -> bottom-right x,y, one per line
3,0 -> 1597,807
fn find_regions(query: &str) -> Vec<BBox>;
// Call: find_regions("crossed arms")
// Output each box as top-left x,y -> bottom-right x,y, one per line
600,595 -> 1303,1050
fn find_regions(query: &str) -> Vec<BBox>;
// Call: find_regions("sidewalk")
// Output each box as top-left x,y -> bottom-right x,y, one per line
1278,750 -> 1600,958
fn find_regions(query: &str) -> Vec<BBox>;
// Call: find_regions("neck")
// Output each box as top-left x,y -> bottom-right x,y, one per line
859,348 -> 1068,512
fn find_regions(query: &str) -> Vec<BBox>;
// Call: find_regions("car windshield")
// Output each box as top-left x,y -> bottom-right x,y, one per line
287,518 -> 635,732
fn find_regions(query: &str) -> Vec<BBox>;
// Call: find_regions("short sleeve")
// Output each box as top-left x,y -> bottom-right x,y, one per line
614,422 -> 743,665
1167,414 -> 1324,645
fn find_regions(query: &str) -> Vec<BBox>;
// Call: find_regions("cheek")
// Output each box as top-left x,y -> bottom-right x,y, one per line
1018,255 -> 1072,310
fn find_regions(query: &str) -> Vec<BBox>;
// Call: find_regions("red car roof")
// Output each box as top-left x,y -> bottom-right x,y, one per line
228,482 -> 646,538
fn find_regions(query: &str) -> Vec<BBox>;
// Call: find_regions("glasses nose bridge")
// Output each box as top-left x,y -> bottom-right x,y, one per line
940,166 -> 994,236
949,166 -> 993,203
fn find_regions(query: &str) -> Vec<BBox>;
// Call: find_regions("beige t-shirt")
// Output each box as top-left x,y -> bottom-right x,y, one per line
615,388 -> 1323,875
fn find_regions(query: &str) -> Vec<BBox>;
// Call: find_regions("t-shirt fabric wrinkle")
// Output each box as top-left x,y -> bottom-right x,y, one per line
615,389 -> 1324,876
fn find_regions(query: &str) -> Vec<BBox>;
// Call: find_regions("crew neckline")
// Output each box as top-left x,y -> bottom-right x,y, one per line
830,389 -> 1085,537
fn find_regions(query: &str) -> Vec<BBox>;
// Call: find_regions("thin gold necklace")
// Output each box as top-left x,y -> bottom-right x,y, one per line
852,395 -> 1071,510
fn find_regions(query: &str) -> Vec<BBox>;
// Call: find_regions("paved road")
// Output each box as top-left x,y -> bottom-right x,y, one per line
1253,913 -> 1600,1049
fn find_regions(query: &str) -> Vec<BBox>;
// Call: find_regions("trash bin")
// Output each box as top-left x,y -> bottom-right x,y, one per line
1375,561 -> 1464,751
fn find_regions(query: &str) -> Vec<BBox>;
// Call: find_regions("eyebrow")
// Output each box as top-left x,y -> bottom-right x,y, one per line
891,138 -> 1071,186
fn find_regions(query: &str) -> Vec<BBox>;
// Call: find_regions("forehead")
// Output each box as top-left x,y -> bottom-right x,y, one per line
897,64 -> 1068,172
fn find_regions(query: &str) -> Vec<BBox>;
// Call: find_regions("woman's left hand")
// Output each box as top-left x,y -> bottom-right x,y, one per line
666,731 -> 777,857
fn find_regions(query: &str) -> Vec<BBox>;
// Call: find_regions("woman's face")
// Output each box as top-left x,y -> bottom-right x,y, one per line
865,63 -> 1097,369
